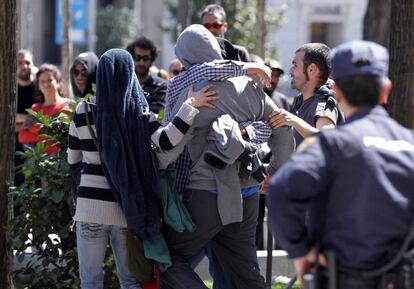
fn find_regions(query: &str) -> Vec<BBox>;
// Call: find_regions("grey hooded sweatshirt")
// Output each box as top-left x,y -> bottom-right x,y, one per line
157,24 -> 295,225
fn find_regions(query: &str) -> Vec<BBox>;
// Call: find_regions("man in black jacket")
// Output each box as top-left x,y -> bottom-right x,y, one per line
126,36 -> 167,114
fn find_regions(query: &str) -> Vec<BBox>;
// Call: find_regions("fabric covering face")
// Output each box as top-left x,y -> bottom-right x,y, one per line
95,48 -> 162,241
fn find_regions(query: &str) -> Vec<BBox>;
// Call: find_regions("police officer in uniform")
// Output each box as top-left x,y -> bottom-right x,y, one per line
266,40 -> 414,289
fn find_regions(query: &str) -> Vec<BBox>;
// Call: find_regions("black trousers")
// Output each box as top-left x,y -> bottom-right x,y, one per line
161,189 -> 268,289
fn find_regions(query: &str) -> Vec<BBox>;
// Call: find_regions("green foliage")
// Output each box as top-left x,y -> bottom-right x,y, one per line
227,2 -> 285,58
164,0 -> 285,58
272,283 -> 300,289
95,5 -> 138,57
10,98 -> 119,288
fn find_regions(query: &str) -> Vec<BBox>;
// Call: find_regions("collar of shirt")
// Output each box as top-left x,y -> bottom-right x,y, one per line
342,105 -> 388,125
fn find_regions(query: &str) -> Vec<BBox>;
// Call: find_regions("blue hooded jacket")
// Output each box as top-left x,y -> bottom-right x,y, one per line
95,49 -> 161,240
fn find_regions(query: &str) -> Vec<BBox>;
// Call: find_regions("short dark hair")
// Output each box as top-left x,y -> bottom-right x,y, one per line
296,43 -> 330,84
201,4 -> 226,22
126,36 -> 159,61
335,75 -> 384,106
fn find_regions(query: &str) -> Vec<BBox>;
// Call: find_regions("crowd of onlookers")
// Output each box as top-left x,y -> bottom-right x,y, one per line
14,3 -> 414,289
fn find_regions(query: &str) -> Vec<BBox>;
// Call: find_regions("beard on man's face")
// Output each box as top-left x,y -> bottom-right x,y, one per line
18,69 -> 31,82
135,64 -> 150,78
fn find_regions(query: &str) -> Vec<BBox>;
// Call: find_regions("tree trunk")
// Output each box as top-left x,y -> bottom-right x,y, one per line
363,0 -> 391,48
255,0 -> 266,58
177,0 -> 189,35
0,1 -> 17,288
388,0 -> 414,128
62,0 -> 72,97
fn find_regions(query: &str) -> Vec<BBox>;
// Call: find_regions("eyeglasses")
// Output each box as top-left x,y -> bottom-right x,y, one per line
133,55 -> 153,62
72,68 -> 89,77
203,22 -> 224,30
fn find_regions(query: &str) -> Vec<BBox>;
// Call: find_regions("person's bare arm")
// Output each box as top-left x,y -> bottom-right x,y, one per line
315,116 -> 335,130
268,110 -> 334,139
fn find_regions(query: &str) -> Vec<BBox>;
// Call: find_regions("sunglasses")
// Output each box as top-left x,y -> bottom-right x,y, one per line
133,55 -> 153,62
203,22 -> 224,30
73,68 -> 89,77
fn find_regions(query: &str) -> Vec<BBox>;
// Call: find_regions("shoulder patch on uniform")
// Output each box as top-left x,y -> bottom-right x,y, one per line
297,136 -> 317,152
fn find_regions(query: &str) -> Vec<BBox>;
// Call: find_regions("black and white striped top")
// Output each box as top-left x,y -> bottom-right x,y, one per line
68,99 -> 199,226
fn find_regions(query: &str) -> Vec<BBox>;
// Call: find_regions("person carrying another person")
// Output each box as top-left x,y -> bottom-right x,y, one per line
157,24 -> 295,289
162,32 -> 275,289
68,48 -> 218,289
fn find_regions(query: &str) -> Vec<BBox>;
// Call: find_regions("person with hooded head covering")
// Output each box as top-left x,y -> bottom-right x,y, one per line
67,48 -> 218,289
70,51 -> 99,98
157,24 -> 295,289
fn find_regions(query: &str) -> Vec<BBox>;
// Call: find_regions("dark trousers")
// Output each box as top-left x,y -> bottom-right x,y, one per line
161,189 -> 268,289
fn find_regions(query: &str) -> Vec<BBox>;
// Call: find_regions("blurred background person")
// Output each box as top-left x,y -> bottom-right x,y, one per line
150,65 -> 170,81
168,58 -> 183,79
201,4 -> 250,62
264,58 -> 290,111
18,64 -> 69,155
70,51 -> 99,98
126,36 -> 167,114
15,49 -> 38,186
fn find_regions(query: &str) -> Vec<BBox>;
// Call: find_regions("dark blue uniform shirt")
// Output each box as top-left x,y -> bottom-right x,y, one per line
267,106 -> 414,270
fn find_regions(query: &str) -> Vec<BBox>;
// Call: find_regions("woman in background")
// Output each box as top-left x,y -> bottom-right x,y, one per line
18,64 -> 69,155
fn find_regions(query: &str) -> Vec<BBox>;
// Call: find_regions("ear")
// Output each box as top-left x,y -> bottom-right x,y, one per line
379,78 -> 392,105
223,22 -> 228,33
308,63 -> 319,78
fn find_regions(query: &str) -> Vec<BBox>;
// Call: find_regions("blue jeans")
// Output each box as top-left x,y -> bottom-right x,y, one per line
76,222 -> 141,289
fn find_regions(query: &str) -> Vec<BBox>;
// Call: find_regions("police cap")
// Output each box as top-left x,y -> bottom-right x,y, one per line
330,40 -> 388,80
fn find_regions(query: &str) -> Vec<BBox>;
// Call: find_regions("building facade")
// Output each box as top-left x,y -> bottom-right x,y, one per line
266,0 -> 368,95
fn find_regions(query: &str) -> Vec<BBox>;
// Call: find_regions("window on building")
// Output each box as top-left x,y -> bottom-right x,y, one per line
311,22 -> 327,43
310,22 -> 343,47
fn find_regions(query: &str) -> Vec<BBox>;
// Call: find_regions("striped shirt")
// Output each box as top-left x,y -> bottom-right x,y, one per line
163,60 -> 272,192
68,99 -> 199,226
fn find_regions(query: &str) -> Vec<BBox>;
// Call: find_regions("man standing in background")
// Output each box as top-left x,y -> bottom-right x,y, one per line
201,4 -> 250,62
264,58 -> 290,111
15,49 -> 38,186
126,36 -> 167,114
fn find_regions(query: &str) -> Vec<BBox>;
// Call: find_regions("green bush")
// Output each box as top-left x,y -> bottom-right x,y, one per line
10,98 -> 119,288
